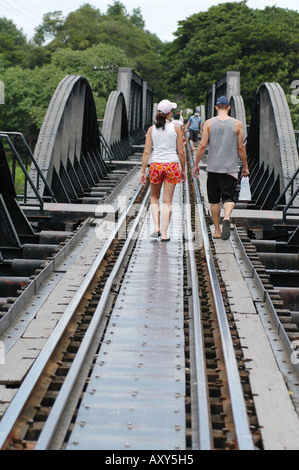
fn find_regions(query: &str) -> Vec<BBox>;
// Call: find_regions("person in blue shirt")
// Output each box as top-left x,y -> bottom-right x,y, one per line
185,111 -> 202,153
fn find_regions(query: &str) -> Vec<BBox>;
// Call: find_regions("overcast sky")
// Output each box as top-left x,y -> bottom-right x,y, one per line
0,0 -> 298,42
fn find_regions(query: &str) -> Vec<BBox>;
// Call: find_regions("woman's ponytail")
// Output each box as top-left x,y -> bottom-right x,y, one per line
155,111 -> 167,130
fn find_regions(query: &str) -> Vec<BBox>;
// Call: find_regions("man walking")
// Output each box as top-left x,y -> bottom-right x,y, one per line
193,96 -> 249,240
185,111 -> 202,153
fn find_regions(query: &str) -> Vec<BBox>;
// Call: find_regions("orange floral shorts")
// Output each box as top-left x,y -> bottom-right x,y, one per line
149,162 -> 181,185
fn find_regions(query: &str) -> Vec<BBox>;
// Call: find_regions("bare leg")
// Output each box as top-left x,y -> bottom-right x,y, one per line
221,201 -> 235,240
223,201 -> 235,221
210,203 -> 221,238
150,183 -> 162,233
161,182 -> 176,240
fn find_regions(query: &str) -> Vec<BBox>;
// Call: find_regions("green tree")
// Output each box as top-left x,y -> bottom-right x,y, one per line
33,11 -> 65,46
164,2 -> 299,124
0,41 -> 135,143
58,4 -> 103,50
106,1 -> 128,17
31,3 -> 164,95
0,18 -> 29,68
0,65 -> 65,143
51,44 -> 135,116
130,7 -> 145,30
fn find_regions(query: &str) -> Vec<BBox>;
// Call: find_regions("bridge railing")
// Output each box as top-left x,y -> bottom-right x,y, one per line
0,132 -> 56,210
98,127 -> 117,163
273,166 -> 299,218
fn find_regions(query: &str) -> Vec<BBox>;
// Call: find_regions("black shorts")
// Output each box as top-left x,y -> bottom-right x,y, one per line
207,172 -> 239,204
188,129 -> 198,142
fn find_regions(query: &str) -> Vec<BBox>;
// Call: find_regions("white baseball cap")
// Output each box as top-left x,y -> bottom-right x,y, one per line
157,99 -> 177,114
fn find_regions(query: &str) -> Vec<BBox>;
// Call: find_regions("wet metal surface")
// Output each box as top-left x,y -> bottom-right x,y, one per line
67,185 -> 186,450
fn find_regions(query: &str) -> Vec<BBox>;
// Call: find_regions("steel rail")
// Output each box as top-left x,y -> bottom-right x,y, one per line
0,183 -> 147,450
232,227 -> 299,376
188,145 -> 254,450
184,174 -> 212,449
34,187 -> 150,450
0,217 -> 91,339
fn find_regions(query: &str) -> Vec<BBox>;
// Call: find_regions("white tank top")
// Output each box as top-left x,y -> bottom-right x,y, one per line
173,119 -> 183,129
150,122 -> 179,164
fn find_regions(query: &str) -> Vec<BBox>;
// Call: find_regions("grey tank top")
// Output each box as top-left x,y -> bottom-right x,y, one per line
207,117 -> 239,173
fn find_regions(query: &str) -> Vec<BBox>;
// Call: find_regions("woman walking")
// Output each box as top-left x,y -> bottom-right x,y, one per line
140,99 -> 186,241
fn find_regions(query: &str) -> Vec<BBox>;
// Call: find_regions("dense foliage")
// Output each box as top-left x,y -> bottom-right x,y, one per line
0,0 -> 298,144
0,2 -> 164,142
164,1 -> 299,125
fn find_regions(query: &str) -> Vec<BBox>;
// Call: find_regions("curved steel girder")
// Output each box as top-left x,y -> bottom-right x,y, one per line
102,91 -> 132,160
230,95 -> 247,140
30,75 -> 107,202
102,91 -> 129,146
247,83 -> 299,199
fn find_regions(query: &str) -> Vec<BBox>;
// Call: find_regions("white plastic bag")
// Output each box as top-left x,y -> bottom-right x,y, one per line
239,176 -> 251,201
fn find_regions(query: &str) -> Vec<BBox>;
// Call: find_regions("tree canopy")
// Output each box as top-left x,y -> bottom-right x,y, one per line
0,2 -> 164,142
164,1 -> 299,124
0,17 -> 30,67
31,2 -> 163,90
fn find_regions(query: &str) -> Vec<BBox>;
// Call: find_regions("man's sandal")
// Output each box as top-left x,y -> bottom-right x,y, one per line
221,219 -> 231,240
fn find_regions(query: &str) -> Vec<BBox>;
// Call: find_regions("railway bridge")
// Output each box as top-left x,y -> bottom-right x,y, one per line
0,68 -> 298,452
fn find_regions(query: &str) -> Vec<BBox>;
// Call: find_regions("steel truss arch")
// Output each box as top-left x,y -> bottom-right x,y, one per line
30,75 -> 110,203
246,82 -> 299,210
230,95 -> 247,140
102,91 -> 132,160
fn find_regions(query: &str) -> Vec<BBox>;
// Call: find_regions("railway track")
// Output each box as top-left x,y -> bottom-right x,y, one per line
0,143 -> 298,450
0,175 -> 150,450
185,148 -> 257,450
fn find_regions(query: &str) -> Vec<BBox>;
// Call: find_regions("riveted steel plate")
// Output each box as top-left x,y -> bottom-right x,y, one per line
67,185 -> 186,450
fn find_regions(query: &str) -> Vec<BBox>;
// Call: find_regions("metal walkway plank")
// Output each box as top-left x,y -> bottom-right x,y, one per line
67,185 -> 186,450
